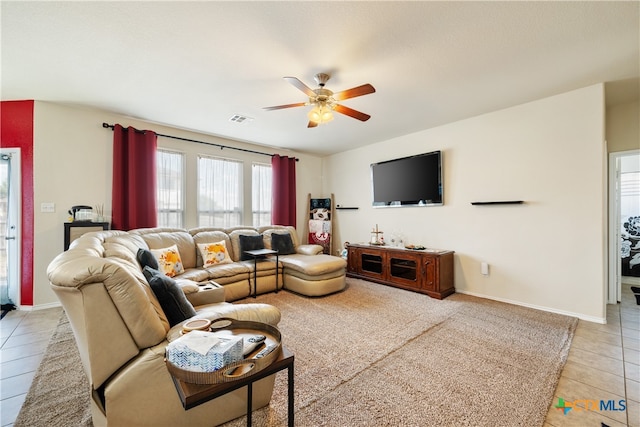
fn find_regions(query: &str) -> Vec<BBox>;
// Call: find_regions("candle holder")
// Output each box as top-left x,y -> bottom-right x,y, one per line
370,224 -> 384,245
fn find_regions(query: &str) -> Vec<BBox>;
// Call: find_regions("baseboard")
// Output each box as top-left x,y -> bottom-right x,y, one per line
16,301 -> 62,312
455,290 -> 606,324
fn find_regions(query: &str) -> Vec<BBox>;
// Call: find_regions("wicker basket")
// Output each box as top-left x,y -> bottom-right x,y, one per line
165,318 -> 282,384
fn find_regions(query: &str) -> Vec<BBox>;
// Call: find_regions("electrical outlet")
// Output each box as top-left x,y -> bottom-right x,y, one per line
481,262 -> 489,276
41,202 -> 55,213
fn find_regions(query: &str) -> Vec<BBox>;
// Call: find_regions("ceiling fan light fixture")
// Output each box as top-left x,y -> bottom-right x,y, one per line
264,73 -> 375,127
307,104 -> 334,125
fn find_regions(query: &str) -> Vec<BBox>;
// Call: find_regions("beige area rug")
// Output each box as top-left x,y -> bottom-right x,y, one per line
16,278 -> 577,426
14,313 -> 92,427
226,279 -> 577,427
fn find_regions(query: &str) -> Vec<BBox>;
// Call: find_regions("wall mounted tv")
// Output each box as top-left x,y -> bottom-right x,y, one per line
371,150 -> 443,207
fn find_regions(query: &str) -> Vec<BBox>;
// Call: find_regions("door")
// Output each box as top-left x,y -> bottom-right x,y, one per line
357,247 -> 386,280
0,148 -> 21,309
422,255 -> 436,291
609,150 -> 640,304
389,252 -> 421,289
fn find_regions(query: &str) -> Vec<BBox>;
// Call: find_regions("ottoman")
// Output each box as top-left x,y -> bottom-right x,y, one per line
279,253 -> 347,296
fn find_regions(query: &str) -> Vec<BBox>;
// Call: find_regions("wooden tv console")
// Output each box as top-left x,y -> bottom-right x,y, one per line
346,243 -> 455,299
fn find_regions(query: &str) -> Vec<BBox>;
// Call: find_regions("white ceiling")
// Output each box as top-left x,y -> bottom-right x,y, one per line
2,1 -> 639,156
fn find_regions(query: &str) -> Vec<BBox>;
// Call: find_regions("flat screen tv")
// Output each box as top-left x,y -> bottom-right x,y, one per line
371,150 -> 443,207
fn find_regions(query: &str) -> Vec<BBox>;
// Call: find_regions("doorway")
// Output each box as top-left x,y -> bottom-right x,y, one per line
609,149 -> 640,304
0,148 -> 21,311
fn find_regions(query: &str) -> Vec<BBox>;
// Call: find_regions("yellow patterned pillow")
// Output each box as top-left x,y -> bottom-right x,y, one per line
197,241 -> 232,267
150,245 -> 185,277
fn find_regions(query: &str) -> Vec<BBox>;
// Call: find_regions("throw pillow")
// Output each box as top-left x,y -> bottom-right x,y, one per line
142,266 -> 196,327
136,248 -> 159,270
239,234 -> 265,261
197,241 -> 232,267
150,244 -> 185,277
271,233 -> 296,255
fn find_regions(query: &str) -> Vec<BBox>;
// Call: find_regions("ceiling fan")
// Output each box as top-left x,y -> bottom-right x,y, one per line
264,73 -> 376,128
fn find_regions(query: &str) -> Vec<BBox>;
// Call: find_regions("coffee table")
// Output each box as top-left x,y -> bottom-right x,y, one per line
169,345 -> 294,427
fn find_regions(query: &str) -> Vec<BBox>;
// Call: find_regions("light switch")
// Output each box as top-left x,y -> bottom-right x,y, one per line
41,202 -> 55,213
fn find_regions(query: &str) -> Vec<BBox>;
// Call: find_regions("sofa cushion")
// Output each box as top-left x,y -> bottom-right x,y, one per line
225,226 -> 258,234
137,230 -> 197,269
271,233 -> 296,255
279,253 -> 347,276
197,241 -> 233,267
175,268 -> 207,282
137,248 -> 159,270
260,226 -> 300,248
188,226 -> 226,236
296,244 -> 324,255
238,234 -> 265,261
143,266 -> 196,327
204,262 -> 251,278
150,245 -> 185,277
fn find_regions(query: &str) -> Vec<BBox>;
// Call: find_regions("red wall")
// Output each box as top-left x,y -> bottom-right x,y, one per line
1,100 -> 34,306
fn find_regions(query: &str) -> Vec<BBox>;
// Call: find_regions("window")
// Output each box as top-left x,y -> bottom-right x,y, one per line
252,163 -> 272,226
198,156 -> 242,227
156,150 -> 184,228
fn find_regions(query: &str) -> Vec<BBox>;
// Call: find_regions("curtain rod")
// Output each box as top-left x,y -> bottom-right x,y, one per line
102,122 -> 298,161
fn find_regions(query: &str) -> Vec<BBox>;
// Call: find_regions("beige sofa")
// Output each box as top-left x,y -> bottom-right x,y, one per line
131,225 -> 347,301
47,225 -> 346,426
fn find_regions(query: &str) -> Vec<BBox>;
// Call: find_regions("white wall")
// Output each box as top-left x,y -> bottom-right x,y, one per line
323,84 -> 607,322
32,102 -> 322,306
32,85 -> 608,319
607,100 -> 640,153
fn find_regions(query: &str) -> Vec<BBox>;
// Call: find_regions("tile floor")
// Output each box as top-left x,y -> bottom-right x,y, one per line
0,283 -> 638,427
543,282 -> 640,427
1,306 -> 63,427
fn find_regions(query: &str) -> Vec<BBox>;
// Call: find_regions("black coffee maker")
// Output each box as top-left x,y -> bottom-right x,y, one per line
69,205 -> 93,221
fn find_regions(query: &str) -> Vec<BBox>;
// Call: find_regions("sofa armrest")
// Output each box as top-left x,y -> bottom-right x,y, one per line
174,278 -> 200,294
185,281 -> 226,307
296,244 -> 324,255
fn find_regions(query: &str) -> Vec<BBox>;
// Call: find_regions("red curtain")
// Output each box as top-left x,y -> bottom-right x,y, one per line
111,124 -> 158,230
271,155 -> 296,226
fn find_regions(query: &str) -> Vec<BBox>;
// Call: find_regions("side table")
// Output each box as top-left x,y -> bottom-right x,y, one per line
169,346 -> 294,427
244,248 -> 279,298
64,221 -> 109,251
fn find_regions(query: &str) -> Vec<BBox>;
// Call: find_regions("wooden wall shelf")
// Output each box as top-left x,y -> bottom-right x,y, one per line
471,201 -> 524,205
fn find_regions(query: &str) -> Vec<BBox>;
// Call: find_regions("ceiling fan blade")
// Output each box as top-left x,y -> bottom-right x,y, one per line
333,83 -> 376,101
307,120 -> 318,128
334,104 -> 371,122
284,77 -> 316,97
263,102 -> 307,111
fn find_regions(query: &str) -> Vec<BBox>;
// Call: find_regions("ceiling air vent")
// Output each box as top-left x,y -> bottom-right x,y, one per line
229,114 -> 253,124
